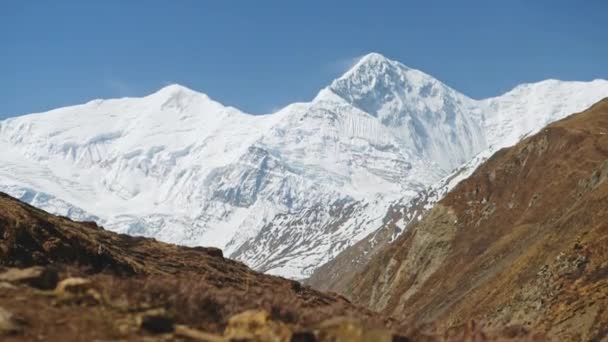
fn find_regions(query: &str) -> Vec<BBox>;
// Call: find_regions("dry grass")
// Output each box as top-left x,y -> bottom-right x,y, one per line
98,273 -> 305,332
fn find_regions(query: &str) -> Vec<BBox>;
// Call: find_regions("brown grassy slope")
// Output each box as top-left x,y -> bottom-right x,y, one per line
347,98 -> 608,341
0,192 -> 393,340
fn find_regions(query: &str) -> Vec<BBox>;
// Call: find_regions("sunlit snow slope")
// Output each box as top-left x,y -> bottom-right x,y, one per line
1,53 -> 607,279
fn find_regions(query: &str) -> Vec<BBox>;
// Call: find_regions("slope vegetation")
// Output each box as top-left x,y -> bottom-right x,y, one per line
0,192 -> 547,341
347,99 -> 608,341
0,192 -> 386,340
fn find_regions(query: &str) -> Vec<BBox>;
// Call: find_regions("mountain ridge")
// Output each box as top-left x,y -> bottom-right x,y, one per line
1,52 -> 607,279
342,97 -> 608,340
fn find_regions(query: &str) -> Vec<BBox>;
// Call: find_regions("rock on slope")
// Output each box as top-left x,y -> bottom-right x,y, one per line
344,98 -> 608,341
1,52 -> 607,279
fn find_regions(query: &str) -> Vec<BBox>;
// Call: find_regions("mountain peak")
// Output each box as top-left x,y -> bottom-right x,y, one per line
145,83 -> 221,112
337,52 -> 400,83
356,52 -> 393,66
328,52 -> 434,101
152,83 -> 201,98
318,52 -> 461,126
316,53 -> 407,105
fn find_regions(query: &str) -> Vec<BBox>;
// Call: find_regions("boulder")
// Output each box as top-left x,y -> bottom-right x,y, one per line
174,325 -> 227,341
54,277 -> 101,305
54,277 -> 92,296
138,308 -> 174,334
224,310 -> 290,341
0,266 -> 59,290
0,306 -> 25,336
0,282 -> 17,290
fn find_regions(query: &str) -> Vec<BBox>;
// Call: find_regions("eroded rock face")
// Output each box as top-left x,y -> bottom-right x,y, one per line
346,99 -> 608,340
372,205 -> 458,312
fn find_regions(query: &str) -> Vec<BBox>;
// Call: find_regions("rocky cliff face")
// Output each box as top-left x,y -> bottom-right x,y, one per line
345,99 -> 608,341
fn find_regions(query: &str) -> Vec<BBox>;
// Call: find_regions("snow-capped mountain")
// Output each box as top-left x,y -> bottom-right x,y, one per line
1,53 -> 606,279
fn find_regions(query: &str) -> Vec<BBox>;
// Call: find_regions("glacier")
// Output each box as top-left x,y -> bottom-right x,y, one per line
1,52 -> 607,279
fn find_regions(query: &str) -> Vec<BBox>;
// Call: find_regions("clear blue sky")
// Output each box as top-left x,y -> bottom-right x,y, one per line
1,0 -> 607,118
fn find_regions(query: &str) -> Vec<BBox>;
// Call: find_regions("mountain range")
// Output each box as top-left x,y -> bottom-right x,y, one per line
1,52 -> 607,279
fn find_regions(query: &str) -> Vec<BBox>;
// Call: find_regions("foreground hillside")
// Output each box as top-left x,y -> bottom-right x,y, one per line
0,192 -> 382,341
0,193 -> 544,341
346,99 -> 608,341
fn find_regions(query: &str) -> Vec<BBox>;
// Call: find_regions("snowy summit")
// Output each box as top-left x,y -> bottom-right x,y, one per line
1,53 -> 607,279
